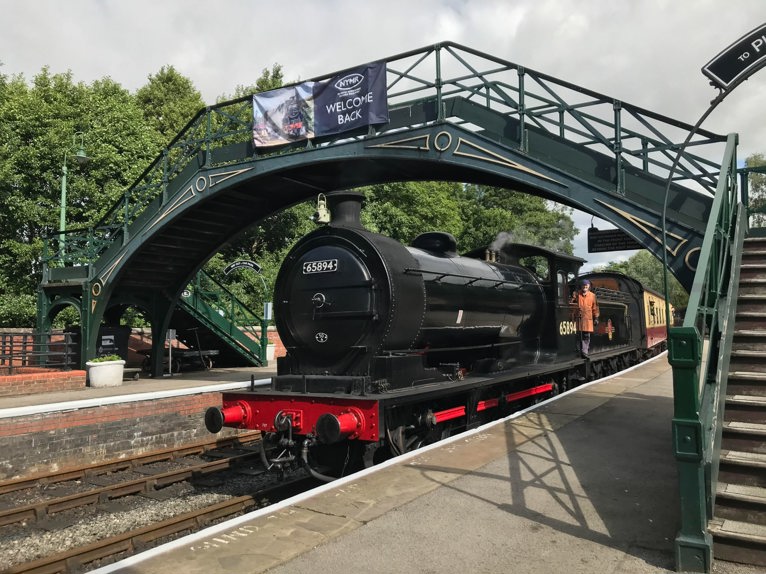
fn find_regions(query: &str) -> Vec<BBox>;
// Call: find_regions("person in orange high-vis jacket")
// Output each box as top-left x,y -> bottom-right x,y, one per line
573,278 -> 599,355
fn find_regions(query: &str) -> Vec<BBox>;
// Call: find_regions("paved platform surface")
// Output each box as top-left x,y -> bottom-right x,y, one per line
90,355 -> 762,574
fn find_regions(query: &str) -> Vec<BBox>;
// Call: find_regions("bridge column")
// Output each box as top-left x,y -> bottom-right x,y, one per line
81,280 -> 102,369
149,295 -> 175,378
669,326 -> 712,573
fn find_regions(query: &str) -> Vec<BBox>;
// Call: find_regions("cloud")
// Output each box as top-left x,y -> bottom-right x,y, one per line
2,0 -> 764,263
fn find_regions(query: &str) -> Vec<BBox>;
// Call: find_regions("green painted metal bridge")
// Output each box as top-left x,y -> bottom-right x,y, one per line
37,42 -> 759,571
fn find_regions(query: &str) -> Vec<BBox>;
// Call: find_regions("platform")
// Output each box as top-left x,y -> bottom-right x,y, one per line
80,355 -> 759,574
0,365 -> 277,412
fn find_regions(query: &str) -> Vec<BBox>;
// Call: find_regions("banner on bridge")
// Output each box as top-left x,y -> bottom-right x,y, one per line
253,61 -> 388,147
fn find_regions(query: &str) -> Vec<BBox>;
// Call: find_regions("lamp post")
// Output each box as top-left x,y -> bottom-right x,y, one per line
59,132 -> 91,253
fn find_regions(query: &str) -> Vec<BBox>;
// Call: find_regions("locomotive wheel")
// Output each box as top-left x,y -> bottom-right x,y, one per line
386,425 -> 433,457
310,442 -> 365,478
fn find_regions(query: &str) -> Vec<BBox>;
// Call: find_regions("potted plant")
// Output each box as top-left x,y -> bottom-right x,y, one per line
86,354 -> 126,387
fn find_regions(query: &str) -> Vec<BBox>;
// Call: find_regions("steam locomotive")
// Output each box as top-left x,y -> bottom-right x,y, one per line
205,192 -> 672,479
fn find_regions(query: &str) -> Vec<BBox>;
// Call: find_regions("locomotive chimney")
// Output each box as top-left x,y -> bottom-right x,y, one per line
327,190 -> 365,228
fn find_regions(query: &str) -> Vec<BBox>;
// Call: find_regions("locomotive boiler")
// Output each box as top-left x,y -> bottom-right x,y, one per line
205,191 -> 669,478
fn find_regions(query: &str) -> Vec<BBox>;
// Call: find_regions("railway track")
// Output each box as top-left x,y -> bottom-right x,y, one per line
2,475 -> 316,574
0,432 -> 319,573
0,433 -> 263,529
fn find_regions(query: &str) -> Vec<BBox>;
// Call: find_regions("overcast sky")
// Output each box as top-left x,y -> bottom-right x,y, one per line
2,0 -> 765,269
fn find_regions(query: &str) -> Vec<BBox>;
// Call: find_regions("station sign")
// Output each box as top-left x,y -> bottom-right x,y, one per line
702,23 -> 766,90
224,260 -> 262,275
587,227 -> 641,253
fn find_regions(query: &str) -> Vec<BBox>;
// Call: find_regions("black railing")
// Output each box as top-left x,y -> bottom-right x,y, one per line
0,331 -> 79,373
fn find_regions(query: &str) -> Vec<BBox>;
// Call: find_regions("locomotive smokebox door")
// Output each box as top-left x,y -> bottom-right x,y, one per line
284,242 -> 375,358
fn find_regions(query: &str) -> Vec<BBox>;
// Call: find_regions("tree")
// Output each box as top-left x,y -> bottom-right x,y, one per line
219,64 -> 285,101
458,185 -> 576,253
746,152 -> 766,228
135,66 -> 205,141
0,68 -> 163,326
598,250 -> 688,308
362,181 -> 465,244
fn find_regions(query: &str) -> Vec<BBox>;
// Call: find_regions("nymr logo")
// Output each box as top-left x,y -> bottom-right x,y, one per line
334,73 -> 364,91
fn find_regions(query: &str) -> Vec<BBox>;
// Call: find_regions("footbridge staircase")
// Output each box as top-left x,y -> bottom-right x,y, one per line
172,270 -> 268,367
669,153 -> 766,571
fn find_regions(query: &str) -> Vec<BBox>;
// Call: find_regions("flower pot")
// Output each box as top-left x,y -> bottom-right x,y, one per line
86,359 -> 126,387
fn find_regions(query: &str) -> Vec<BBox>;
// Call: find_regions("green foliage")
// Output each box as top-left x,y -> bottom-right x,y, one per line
362,181 -> 465,244
746,153 -> 766,228
458,185 -> 575,253
0,67 -> 164,326
90,354 -> 122,362
0,293 -> 36,327
219,64 -> 285,101
135,66 -> 205,140
598,250 -> 689,308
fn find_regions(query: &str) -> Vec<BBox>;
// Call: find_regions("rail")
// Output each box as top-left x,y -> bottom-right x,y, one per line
0,331 -> 79,373
668,133 -> 744,571
41,41 -> 726,268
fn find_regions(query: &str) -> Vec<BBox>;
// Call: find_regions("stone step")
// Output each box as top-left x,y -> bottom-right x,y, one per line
736,295 -> 766,313
728,370 -> 766,382
738,280 -> 766,295
734,313 -> 766,331
727,395 -> 766,409
715,483 -> 766,526
718,450 -> 766,487
732,331 -> 766,352
709,517 -> 766,566
731,350 -> 766,359
720,449 -> 766,468
729,351 -> 766,371
722,421 -> 766,454
724,421 -> 766,436
740,267 -> 766,281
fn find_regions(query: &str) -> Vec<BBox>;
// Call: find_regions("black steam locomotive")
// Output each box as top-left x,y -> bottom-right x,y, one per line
205,192 -> 670,478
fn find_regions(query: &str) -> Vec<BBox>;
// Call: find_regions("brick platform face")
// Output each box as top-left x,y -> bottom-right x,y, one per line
0,393 -> 244,480
0,369 -> 85,397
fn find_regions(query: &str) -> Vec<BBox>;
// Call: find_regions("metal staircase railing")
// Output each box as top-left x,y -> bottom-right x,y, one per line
178,269 -> 268,366
669,133 -> 745,572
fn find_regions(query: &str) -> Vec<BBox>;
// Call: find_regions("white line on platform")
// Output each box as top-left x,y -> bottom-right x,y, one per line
0,380 -> 271,419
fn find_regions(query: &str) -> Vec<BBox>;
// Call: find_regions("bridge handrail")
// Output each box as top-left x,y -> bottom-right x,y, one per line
184,269 -> 268,362
668,132 -> 742,569
42,41 -> 727,268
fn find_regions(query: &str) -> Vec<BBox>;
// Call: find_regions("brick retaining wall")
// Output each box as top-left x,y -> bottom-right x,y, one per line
0,392 -> 244,480
0,369 -> 85,397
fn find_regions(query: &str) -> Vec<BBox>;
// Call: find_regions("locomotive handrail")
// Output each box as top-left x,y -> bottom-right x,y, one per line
405,267 -> 528,288
668,132 -> 742,570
